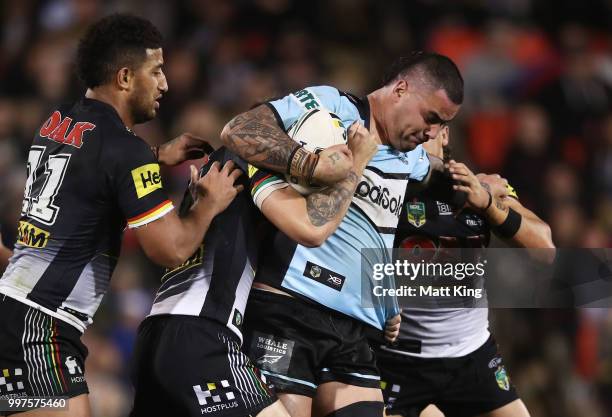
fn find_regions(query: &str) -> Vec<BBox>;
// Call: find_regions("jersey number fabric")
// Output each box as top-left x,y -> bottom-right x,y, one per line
22,145 -> 71,225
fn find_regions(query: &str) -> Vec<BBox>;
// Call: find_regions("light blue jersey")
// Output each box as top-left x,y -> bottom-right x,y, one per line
253,86 -> 430,330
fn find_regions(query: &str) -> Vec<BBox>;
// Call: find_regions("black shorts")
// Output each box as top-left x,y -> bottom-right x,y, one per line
0,295 -> 89,412
130,315 -> 276,417
243,289 -> 380,397
377,336 -> 519,417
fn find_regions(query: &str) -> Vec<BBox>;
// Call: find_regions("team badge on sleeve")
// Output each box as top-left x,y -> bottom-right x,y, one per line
131,163 -> 163,198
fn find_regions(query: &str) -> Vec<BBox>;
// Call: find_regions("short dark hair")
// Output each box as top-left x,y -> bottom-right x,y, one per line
76,13 -> 163,89
382,52 -> 464,105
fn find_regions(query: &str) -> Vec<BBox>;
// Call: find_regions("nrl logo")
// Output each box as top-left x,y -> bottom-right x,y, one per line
407,202 -> 426,228
310,265 -> 321,278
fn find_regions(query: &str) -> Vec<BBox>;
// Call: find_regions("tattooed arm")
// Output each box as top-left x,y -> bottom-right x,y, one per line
258,123 -> 377,247
220,104 -> 353,185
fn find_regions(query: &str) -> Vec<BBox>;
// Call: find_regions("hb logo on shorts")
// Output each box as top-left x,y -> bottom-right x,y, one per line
0,369 -> 25,393
193,380 -> 235,406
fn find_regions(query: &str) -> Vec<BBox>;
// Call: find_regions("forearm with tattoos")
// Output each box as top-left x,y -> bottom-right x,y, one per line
222,105 -> 299,172
306,171 -> 359,227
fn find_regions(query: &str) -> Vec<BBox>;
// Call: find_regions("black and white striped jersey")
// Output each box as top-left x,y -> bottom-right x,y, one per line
0,98 -> 173,332
149,148 -> 271,342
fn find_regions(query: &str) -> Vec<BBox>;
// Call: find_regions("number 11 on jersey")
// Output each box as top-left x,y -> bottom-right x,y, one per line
21,145 -> 71,225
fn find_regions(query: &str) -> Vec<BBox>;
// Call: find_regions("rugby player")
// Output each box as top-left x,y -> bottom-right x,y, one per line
377,125 -> 555,417
129,121 -> 378,417
220,52 -> 464,417
0,14 -> 247,417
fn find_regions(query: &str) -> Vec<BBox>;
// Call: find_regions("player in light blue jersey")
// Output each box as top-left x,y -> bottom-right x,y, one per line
220,52 -> 464,417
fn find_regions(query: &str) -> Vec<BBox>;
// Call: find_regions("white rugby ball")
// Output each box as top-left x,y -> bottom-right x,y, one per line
286,108 -> 347,195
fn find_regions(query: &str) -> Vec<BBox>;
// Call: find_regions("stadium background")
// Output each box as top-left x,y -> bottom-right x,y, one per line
0,0 -> 610,416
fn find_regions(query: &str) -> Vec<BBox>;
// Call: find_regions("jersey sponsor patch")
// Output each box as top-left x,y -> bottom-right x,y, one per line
39,111 -> 96,148
251,332 -> 295,374
160,244 -> 204,282
506,183 -> 518,199
131,163 -> 163,199
353,168 -> 407,233
290,88 -> 323,110
17,221 -> 50,248
302,261 -> 346,291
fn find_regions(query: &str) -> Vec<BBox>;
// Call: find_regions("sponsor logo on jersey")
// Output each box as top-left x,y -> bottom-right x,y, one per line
248,164 -> 258,178
257,354 -> 283,365
192,379 -> 238,412
436,201 -> 452,215
0,368 -> 25,394
355,180 -> 403,218
131,163 -> 163,198
291,88 -> 321,110
65,356 -> 86,384
252,332 -> 294,374
161,244 -> 204,282
495,366 -> 510,391
303,261 -> 346,291
39,111 -> 95,148
506,183 -> 518,199
17,221 -> 50,248
464,215 -> 484,227
407,202 -> 426,228
232,309 -> 243,328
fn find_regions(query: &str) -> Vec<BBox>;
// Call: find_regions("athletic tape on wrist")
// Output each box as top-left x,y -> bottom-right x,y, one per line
492,207 -> 522,238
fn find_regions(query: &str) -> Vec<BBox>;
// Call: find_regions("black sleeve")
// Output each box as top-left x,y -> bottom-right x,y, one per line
107,134 -> 173,228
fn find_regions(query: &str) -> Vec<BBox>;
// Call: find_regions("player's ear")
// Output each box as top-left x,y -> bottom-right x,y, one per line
441,125 -> 450,146
392,78 -> 408,99
116,67 -> 133,91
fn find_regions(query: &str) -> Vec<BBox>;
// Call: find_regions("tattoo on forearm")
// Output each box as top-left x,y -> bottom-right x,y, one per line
328,152 -> 341,164
224,105 -> 299,173
495,198 -> 508,212
480,182 -> 491,193
306,171 -> 359,226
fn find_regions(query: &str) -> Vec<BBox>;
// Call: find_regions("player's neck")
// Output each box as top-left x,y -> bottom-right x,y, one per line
366,92 -> 388,146
85,88 -> 135,129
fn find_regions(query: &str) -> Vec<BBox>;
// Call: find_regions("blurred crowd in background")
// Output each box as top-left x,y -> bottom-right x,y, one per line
0,1 -> 610,416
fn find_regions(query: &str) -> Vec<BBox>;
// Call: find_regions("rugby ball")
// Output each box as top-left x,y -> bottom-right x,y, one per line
286,108 -> 348,195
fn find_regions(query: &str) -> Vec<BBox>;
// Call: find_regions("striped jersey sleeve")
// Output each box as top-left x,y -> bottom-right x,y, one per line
109,135 -> 173,228
248,164 -> 288,209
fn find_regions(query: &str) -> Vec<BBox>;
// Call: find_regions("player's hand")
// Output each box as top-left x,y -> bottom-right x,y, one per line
447,160 -> 491,212
347,122 -> 378,168
193,161 -> 244,215
312,144 -> 353,185
157,132 -> 215,166
476,173 -> 509,201
385,314 -> 401,343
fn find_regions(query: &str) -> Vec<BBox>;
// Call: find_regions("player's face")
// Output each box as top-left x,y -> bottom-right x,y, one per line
129,48 -> 168,124
422,125 -> 449,159
386,82 -> 459,152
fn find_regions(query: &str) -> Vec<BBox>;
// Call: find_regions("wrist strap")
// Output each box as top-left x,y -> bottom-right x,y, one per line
288,146 -> 319,185
483,190 -> 493,211
492,207 -> 522,238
